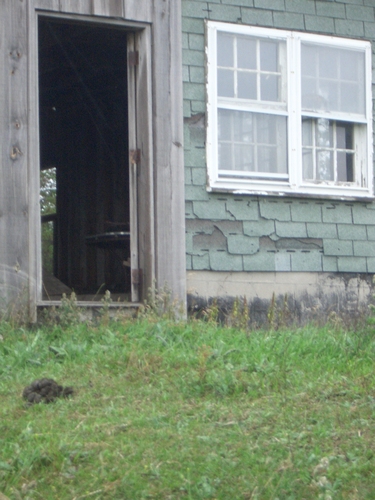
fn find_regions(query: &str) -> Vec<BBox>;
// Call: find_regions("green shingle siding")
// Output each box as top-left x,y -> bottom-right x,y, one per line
226,199 -> 258,221
290,203 -> 322,223
346,5 -> 375,22
227,235 -> 259,255
259,200 -> 291,222
316,1 -> 346,18
334,19 -> 365,36
183,0 -> 375,274
210,250 -> 243,271
192,253 -> 210,270
243,220 -> 275,237
323,240 -> 354,256
273,12 -> 305,29
241,9 -> 274,26
253,0 -> 285,11
285,0 -> 316,15
322,256 -> 338,272
337,257 -> 367,273
291,251 -> 323,272
207,4 -> 242,22
305,15 -> 335,32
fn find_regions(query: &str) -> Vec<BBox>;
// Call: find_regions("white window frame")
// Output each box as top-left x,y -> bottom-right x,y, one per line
206,21 -> 373,199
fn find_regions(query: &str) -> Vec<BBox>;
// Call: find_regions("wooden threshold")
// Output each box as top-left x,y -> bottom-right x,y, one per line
37,301 -> 140,308
37,300 -> 141,322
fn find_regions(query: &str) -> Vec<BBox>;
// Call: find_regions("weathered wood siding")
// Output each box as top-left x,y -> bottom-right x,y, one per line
0,1 -> 30,319
153,0 -> 187,306
0,0 -> 186,319
34,0 -> 152,22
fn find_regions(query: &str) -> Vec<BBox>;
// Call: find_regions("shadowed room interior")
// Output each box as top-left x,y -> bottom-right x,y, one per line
38,17 -> 131,300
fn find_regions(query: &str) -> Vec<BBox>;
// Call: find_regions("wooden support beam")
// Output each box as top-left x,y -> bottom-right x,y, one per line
152,0 -> 186,312
0,1 -> 31,320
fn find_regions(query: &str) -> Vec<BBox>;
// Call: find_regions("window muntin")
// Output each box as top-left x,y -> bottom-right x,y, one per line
206,22 -> 373,198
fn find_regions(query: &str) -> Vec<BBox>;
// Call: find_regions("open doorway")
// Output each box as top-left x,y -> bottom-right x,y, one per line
38,17 -> 133,301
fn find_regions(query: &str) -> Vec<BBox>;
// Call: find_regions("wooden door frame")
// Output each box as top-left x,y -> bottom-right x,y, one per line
28,9 -> 154,305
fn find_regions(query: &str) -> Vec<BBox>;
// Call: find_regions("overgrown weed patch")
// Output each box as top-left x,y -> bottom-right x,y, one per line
1,319 -> 375,498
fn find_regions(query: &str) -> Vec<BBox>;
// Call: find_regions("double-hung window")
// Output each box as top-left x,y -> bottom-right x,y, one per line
206,21 -> 373,198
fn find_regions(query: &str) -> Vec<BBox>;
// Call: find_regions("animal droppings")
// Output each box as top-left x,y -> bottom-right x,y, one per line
22,378 -> 73,405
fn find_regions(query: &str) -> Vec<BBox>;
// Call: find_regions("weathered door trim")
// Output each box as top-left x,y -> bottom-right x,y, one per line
127,27 -> 155,302
28,7 -> 153,305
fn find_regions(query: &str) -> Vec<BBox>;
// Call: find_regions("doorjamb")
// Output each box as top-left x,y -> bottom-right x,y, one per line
28,8 -> 153,305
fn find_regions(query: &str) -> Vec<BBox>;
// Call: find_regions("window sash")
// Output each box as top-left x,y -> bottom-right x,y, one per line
217,33 -> 287,105
301,42 -> 366,119
218,109 -> 288,179
206,21 -> 373,198
302,119 -> 358,184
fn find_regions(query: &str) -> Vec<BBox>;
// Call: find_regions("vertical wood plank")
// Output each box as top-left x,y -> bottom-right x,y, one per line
0,1 -> 31,319
152,0 -> 186,310
34,0 -> 60,10
57,0 -> 92,15
123,0 -> 152,22
134,27 -> 155,300
35,0 -> 151,21
127,34 -> 139,301
28,2 -> 42,311
91,0 -> 124,17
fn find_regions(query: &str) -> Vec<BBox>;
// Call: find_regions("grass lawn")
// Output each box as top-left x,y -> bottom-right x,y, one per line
1,314 -> 375,499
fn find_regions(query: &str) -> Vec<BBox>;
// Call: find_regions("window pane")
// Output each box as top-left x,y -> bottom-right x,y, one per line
238,71 -> 257,100
257,113 -> 277,143
217,35 -> 285,104
302,119 -> 358,184
340,83 -> 360,114
218,69 -> 234,97
316,118 -> 333,148
258,146 -> 278,173
337,152 -> 354,182
218,143 -> 233,170
234,144 -> 254,171
260,74 -> 279,101
237,37 -> 256,70
260,41 -> 278,71
218,110 -> 232,141
301,43 -> 366,116
233,111 -> 253,142
340,51 -> 363,82
302,149 -> 314,180
217,33 -> 234,67
301,77 -> 318,109
336,123 -> 353,149
302,119 -> 313,146
218,109 -> 287,175
318,80 -> 339,112
319,47 -> 338,79
316,150 -> 333,181
301,45 -> 316,77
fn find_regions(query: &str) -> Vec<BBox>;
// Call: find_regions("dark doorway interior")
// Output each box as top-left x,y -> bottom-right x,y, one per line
38,17 -> 131,299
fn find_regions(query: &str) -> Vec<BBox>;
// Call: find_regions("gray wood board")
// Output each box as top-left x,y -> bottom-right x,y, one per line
152,0 -> 186,309
135,27 -> 155,299
34,0 -> 152,22
0,2 -> 30,317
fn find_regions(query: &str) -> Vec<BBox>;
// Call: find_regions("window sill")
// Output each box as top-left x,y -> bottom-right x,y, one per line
207,182 -> 375,202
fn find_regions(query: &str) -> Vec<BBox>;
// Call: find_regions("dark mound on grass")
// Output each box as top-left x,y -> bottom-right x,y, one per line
22,378 -> 73,405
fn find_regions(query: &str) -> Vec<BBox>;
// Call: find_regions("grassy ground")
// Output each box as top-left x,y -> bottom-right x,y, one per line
1,314 -> 375,499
